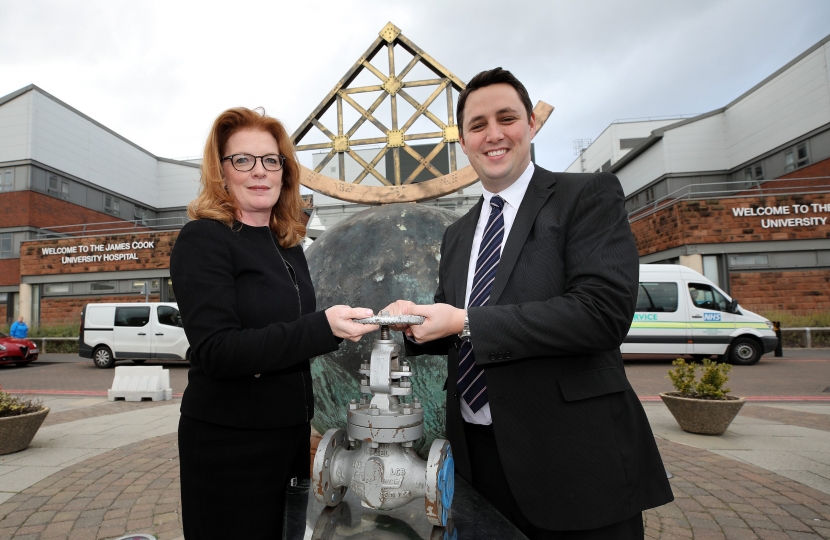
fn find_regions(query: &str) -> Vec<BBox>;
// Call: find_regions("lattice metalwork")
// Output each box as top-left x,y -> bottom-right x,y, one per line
292,22 -> 554,204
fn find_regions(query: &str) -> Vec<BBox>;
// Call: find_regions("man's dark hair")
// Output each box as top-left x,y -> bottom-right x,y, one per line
456,67 -> 533,135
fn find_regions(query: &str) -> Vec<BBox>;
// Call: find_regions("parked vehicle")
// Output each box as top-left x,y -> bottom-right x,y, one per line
623,264 -> 777,365
0,331 -> 39,367
79,302 -> 190,369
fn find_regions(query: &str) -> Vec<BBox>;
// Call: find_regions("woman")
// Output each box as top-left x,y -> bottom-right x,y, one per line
170,107 -> 377,539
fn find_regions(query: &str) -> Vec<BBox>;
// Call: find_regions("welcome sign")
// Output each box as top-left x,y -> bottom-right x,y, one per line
731,202 -> 829,228
39,240 -> 157,265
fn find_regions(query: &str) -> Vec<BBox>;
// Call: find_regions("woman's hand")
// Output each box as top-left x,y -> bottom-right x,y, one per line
325,306 -> 378,342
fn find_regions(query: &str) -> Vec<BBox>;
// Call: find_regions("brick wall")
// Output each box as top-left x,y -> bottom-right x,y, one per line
631,192 -> 830,256
21,231 -> 177,277
730,270 -> 830,314
777,157 -> 830,182
40,294 -> 162,326
0,259 -> 20,287
0,304 -> 6,324
0,191 -> 123,229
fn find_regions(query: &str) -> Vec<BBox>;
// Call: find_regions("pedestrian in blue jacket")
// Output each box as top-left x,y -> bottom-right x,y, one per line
9,316 -> 28,338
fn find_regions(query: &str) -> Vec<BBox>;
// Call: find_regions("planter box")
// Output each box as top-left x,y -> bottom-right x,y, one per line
659,393 -> 745,435
0,407 -> 50,455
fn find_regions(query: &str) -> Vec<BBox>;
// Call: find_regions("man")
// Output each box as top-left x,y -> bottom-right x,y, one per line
10,316 -> 28,338
387,68 -> 672,539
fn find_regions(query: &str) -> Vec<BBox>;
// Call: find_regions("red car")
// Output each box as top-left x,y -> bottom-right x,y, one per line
0,331 -> 39,367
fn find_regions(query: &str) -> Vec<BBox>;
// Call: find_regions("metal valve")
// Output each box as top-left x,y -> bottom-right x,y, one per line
313,311 -> 455,527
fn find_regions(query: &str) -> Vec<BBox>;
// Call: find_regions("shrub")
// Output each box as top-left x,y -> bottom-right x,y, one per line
668,358 -> 732,399
0,390 -> 44,419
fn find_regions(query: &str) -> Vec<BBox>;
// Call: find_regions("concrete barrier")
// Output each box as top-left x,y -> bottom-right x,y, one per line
108,366 -> 172,402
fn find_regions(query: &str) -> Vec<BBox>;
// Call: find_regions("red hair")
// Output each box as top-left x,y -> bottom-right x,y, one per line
188,107 -> 305,248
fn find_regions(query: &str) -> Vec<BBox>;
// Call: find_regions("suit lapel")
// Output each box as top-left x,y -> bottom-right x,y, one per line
489,168 -> 557,306
451,197 -> 483,308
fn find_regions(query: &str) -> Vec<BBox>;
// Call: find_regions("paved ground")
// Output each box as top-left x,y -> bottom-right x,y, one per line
3,350 -> 828,399
624,349 -> 830,399
0,351 -> 829,539
0,357 -> 189,397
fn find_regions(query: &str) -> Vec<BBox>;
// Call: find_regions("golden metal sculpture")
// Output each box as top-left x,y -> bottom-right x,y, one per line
292,22 -> 554,204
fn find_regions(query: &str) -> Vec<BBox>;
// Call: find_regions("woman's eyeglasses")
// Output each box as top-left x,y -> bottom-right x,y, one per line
221,154 -> 286,172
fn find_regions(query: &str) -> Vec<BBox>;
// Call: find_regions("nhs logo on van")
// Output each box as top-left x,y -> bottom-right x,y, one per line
703,313 -> 722,322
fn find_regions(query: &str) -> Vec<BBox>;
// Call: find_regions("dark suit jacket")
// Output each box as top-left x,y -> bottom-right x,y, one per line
411,166 -> 673,530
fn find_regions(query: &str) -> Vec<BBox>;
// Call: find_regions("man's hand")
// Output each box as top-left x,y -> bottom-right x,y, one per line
380,300 -> 418,336
408,304 -> 466,342
381,301 -> 465,342
325,306 -> 378,342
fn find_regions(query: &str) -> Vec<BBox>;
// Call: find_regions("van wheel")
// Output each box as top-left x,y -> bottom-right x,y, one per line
93,346 -> 115,369
728,338 -> 761,366
132,360 -> 146,364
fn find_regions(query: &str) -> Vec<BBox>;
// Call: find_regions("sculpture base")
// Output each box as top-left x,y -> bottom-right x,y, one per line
283,476 -> 528,540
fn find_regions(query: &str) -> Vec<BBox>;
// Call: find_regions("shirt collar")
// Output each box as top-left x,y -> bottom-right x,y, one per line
481,161 -> 535,211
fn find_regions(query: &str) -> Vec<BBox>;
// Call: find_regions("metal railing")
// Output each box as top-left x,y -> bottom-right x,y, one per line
780,327 -> 830,349
29,337 -> 78,354
36,216 -> 189,239
26,329 -> 829,354
628,176 -> 830,223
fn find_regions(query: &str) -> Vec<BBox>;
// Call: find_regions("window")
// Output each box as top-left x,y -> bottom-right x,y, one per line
48,175 -> 69,200
730,254 -> 769,267
784,151 -> 795,172
104,195 -> 120,216
43,283 -> 71,295
0,293 -> 6,302
796,143 -> 809,168
644,186 -> 655,203
166,278 -> 176,303
115,306 -> 150,327
131,279 -> 159,292
0,233 -> 11,258
89,281 -> 116,293
0,169 -> 12,192
784,143 -> 809,173
702,255 -> 720,287
134,205 -> 149,225
620,137 -> 647,150
743,164 -> 764,182
688,283 -> 729,312
157,306 -> 182,327
600,160 -> 611,172
636,282 -> 678,313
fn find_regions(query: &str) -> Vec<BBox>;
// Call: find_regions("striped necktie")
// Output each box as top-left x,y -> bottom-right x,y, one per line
458,195 -> 505,413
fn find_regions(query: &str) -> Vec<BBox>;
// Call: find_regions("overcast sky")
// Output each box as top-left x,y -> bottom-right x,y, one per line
2,0 -> 829,174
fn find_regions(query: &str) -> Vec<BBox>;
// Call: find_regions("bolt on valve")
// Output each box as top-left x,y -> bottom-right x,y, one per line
312,311 -> 455,527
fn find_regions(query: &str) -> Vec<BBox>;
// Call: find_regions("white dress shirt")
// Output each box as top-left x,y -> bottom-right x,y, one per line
461,161 -> 535,424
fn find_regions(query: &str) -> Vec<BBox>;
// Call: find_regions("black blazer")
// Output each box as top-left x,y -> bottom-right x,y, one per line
170,219 -> 340,429
411,167 -> 673,530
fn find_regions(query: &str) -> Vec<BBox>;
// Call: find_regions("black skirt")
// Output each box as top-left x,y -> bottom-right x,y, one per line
178,414 -> 310,539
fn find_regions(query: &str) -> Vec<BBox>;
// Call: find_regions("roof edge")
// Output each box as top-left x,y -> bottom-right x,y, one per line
24,84 -> 160,160
723,33 -> 830,111
1,84 -> 204,170
0,84 -> 36,108
157,157 -> 200,169
609,32 -> 830,174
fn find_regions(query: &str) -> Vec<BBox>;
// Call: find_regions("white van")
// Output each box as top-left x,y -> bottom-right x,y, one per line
623,265 -> 777,365
79,302 -> 190,369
